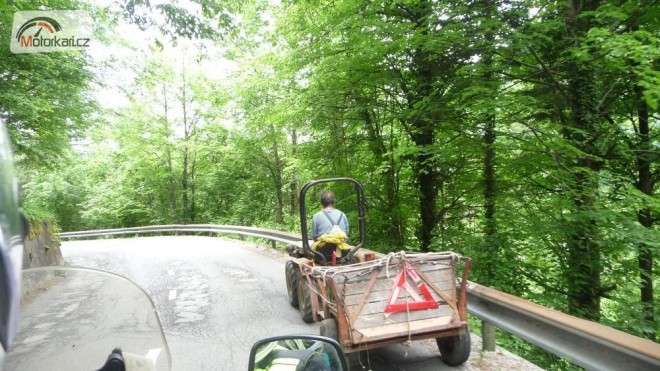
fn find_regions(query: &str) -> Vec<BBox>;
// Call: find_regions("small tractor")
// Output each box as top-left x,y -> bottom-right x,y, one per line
285,178 -> 472,366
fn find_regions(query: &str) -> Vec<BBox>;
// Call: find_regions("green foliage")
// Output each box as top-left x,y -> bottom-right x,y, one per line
21,152 -> 88,230
118,0 -> 240,43
19,0 -> 660,367
0,1 -> 98,167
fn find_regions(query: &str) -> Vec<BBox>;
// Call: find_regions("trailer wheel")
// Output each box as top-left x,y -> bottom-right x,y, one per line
285,260 -> 299,308
437,326 -> 471,366
297,275 -> 314,323
319,318 -> 338,341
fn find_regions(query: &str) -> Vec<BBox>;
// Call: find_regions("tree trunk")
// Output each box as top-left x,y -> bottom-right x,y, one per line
289,129 -> 298,216
181,91 -> 189,224
483,112 -> 497,285
271,124 -> 284,224
480,0 -> 499,287
635,84 -> 655,340
564,0 -> 603,321
362,107 -> 404,249
408,0 -> 438,252
182,145 -> 189,223
179,57 -> 194,224
190,156 -> 196,223
162,85 -> 178,223
166,146 -> 178,223
414,128 -> 436,252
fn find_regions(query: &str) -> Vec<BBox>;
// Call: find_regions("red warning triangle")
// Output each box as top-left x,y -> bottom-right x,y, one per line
384,261 -> 439,314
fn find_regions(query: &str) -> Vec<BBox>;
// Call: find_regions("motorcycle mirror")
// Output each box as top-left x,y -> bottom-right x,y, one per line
248,334 -> 348,371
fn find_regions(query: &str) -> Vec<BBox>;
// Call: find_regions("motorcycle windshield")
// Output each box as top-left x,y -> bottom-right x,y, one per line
5,267 -> 171,371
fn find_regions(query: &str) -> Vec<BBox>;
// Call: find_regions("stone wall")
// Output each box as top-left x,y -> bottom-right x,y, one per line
23,220 -> 64,269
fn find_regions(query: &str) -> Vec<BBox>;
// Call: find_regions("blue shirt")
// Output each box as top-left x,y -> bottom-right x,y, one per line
311,208 -> 349,240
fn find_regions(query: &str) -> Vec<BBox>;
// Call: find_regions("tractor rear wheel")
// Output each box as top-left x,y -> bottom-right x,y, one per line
437,326 -> 471,366
285,260 -> 299,308
297,274 -> 314,323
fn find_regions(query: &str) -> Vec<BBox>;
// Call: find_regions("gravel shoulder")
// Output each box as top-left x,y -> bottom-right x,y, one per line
465,335 -> 543,371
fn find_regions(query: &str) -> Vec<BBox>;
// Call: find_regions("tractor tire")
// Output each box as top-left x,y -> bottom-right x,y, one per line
437,326 -> 471,366
285,260 -> 299,308
319,318 -> 339,342
297,274 -> 314,323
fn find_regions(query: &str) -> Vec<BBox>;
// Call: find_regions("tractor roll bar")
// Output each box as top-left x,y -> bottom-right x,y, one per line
299,177 -> 367,264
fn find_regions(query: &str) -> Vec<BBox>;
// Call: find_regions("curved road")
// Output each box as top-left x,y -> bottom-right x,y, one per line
60,236 -> 538,371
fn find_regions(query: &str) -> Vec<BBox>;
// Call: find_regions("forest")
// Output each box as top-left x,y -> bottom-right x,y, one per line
1,0 -> 658,368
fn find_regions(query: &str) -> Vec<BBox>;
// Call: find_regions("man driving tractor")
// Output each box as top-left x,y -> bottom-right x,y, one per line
310,190 -> 350,263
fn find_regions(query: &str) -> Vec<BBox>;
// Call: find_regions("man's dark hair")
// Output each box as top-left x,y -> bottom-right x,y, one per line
319,190 -> 336,207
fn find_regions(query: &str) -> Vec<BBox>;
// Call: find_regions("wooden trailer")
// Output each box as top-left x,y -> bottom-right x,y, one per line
285,178 -> 472,366
289,251 -> 471,366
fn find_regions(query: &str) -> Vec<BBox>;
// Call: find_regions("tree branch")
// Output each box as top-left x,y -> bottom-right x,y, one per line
526,46 -> 570,101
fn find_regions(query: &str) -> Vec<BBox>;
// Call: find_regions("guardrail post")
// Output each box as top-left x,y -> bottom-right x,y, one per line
482,321 -> 496,351
271,241 -> 276,250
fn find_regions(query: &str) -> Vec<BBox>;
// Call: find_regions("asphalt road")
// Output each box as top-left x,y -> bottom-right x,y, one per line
54,236 -> 538,371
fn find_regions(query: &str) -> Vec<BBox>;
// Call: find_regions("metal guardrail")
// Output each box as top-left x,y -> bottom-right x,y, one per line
59,224 -> 660,370
468,283 -> 660,370
60,224 -> 303,247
